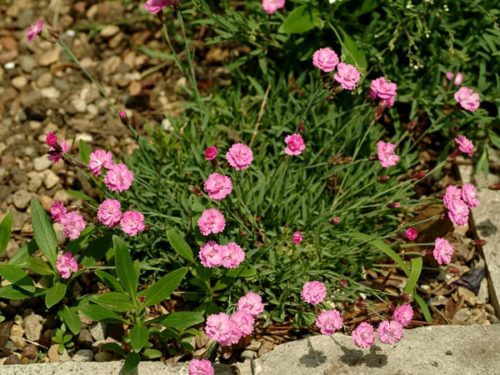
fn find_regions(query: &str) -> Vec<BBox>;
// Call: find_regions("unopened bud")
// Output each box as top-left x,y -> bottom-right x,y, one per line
378,175 -> 390,182
387,202 -> 401,209
331,216 -> 341,225
119,110 -> 130,126
474,239 -> 487,246
188,186 -> 203,196
413,170 -> 426,180
46,132 -> 58,147
488,184 -> 500,191
298,122 -> 305,134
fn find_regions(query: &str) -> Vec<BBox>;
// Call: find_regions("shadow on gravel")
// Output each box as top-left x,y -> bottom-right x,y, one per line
334,339 -> 388,368
299,339 -> 328,368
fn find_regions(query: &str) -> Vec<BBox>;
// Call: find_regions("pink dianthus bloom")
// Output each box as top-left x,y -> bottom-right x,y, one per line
448,198 -> 470,227
315,310 -> 343,336
104,163 -> 134,192
446,71 -> 464,86
97,199 -> 122,227
230,311 -> 255,337
334,63 -> 361,90
56,252 -> 79,279
226,143 -> 253,171
377,141 -> 400,168
404,227 -> 418,241
443,185 -> 462,209
46,132 -> 57,147
301,281 -> 327,305
48,139 -> 69,163
199,241 -> 223,268
284,134 -> 306,156
220,242 -> 245,269
50,201 -> 67,224
205,312 -> 241,346
455,135 -> 474,157
198,208 -> 226,236
188,359 -> 214,375
26,20 -> 44,42
433,237 -> 454,265
312,48 -> 339,73
377,320 -> 403,345
120,211 -> 145,237
61,211 -> 86,240
352,322 -> 375,348
88,149 -> 114,176
262,0 -> 286,15
144,0 -> 170,14
204,173 -> 233,200
370,77 -> 397,108
237,292 -> 264,316
454,87 -> 480,112
204,146 -> 218,161
393,304 -> 413,327
461,183 -> 479,208
292,231 -> 303,244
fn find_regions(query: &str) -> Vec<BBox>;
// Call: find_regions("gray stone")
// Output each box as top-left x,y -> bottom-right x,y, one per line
33,156 -> 51,171
12,190 -> 32,210
24,313 -> 43,341
19,55 -> 36,73
43,170 -> 60,189
90,323 -> 106,342
72,349 -> 94,362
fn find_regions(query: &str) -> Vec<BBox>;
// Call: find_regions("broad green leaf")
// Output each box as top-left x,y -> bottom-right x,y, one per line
488,129 -> 500,148
403,257 -> 423,296
225,266 -> 257,278
339,28 -> 367,70
61,306 -> 81,335
0,212 -> 13,255
476,146 -> 489,179
78,304 -> 125,323
25,257 -> 54,276
45,282 -> 67,308
79,140 -> 91,164
80,234 -> 113,267
279,5 -> 321,34
142,348 -> 162,359
101,342 -> 125,357
158,311 -> 204,331
167,229 -> 194,262
142,267 -> 187,307
95,270 -> 124,292
0,264 -> 35,293
113,236 -> 138,297
91,292 -> 134,312
122,352 -> 140,373
31,198 -> 58,266
9,240 -> 38,266
0,285 -> 33,299
415,293 -> 433,322
129,321 -> 148,352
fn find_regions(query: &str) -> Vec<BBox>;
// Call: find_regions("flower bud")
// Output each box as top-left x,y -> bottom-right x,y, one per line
119,110 -> 130,126
46,132 -> 58,147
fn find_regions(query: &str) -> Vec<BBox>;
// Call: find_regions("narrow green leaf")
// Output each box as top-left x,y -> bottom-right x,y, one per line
415,293 -> 433,322
403,257 -> 423,296
339,28 -> 367,70
45,282 -> 67,308
66,189 -> 95,203
91,292 -> 134,312
31,198 -> 58,266
9,240 -> 38,266
476,146 -> 489,178
78,304 -> 125,323
0,212 -> 13,255
225,266 -> 257,278
129,321 -> 148,352
143,267 -> 187,307
79,140 -> 91,164
158,311 -> 204,331
113,236 -> 138,297
0,265 -> 35,293
279,5 -> 321,34
95,270 -> 124,292
166,230 -> 194,262
61,306 -> 81,335
122,352 -> 140,373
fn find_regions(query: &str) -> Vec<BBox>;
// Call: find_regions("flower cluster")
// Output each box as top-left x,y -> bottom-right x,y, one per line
352,320 -> 404,348
455,135 -> 474,157
454,87 -> 480,112
301,281 -> 327,305
199,241 -> 245,269
404,227 -> 418,241
377,141 -> 400,168
443,184 -> 479,226
26,20 -> 44,42
226,143 -> 254,170
370,77 -> 398,108
284,134 -> 306,156
262,0 -> 286,15
50,201 -> 86,240
188,359 -> 214,375
45,132 -> 69,163
56,252 -> 79,279
312,48 -> 361,90
433,237 -> 454,265
144,0 -> 172,14
204,173 -> 233,200
446,71 -> 464,86
315,309 -> 343,335
197,208 -> 226,236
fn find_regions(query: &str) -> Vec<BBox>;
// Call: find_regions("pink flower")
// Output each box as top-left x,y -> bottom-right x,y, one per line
26,20 -> 44,42
377,320 -> 403,345
461,183 -> 479,208
56,252 -> 78,279
220,242 -> 245,269
262,0 -> 286,14
455,135 -> 474,157
393,304 -> 413,327
46,132 -> 57,147
301,281 -> 327,305
315,310 -> 343,336
370,77 -> 397,108
204,173 -> 233,200
404,227 -> 418,241
230,311 -> 255,337
443,185 -> 462,209
50,201 -> 67,224
292,231 -> 303,244
199,241 -> 223,268
88,149 -> 114,176
97,199 -> 122,227
433,237 -> 454,265
204,146 -> 218,161
312,48 -> 339,73
226,143 -> 253,171
352,322 -> 375,348
188,359 -> 214,375
334,63 -> 361,90
144,0 -> 170,14
61,211 -> 86,240
377,141 -> 400,168
446,72 -> 464,86
205,312 -> 241,346
448,198 -> 470,226
454,87 -> 480,112
104,163 -> 134,192
237,292 -> 264,316
197,208 -> 226,236
48,139 -> 69,163
284,134 -> 306,156
120,211 -> 145,237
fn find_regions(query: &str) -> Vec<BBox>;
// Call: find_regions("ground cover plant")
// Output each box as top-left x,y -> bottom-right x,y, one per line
0,0 -> 496,373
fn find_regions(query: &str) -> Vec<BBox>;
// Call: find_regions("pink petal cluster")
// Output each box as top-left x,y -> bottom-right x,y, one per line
204,146 -> 218,161
292,231 -> 303,244
204,173 -> 233,200
284,134 -> 306,156
455,135 -> 474,157
205,312 -> 241,346
230,311 -> 255,337
301,281 -> 327,305
312,48 -> 339,73
88,149 -> 113,176
461,183 -> 479,208
446,72 -> 464,86
377,141 -> 400,168
443,184 -> 478,226
404,227 -> 418,241
199,241 -> 245,269
48,139 -> 69,163
104,163 -> 134,192
226,143 -> 253,171
97,199 -> 122,227
433,237 -> 454,265
334,63 -> 361,90
370,77 -> 397,108
61,211 -> 86,240
221,242 -> 246,269
262,0 -> 286,14
144,0 -> 170,14
50,201 -> 67,224
237,292 -> 264,316
377,320 -> 404,345
46,132 -> 57,147
454,87 -> 480,112
315,310 -> 343,336
197,208 -> 226,236
352,322 -> 375,348
393,304 -> 414,327
120,211 -> 145,237
26,20 -> 44,42
188,359 -> 214,375
56,252 -> 78,279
